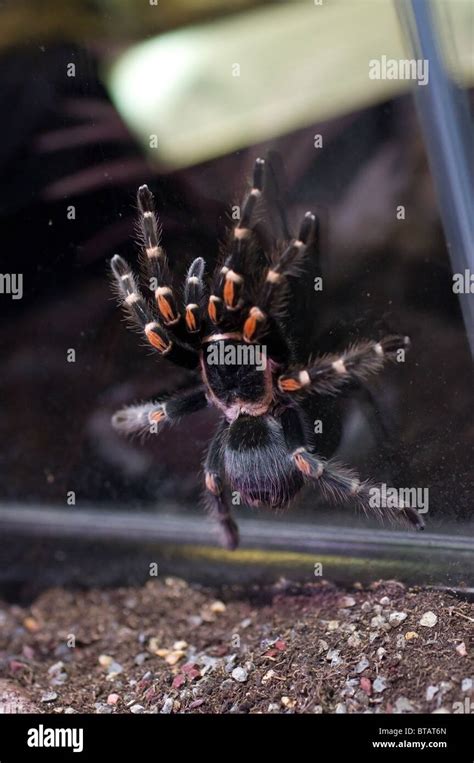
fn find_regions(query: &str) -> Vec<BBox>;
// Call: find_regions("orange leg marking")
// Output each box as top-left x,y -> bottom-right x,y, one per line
156,290 -> 179,324
205,472 -> 221,495
185,305 -> 197,331
149,409 -> 166,424
243,307 -> 264,342
223,278 -> 235,308
294,452 -> 312,476
279,377 -> 302,392
145,324 -> 171,353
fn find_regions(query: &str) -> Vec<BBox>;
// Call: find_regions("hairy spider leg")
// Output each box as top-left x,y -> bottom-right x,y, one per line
278,335 -> 411,395
137,184 -> 180,327
184,257 -> 206,335
242,211 -> 318,343
203,423 -> 239,550
282,407 -> 424,530
208,157 -> 265,321
110,254 -> 198,369
111,385 -> 208,436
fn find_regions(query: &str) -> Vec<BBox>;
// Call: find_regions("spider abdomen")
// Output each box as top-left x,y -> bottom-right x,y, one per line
223,415 -> 304,508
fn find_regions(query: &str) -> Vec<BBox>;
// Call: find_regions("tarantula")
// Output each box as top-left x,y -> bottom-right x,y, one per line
110,156 -> 424,549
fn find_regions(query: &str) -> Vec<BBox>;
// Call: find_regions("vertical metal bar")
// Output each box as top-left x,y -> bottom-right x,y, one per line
397,0 -> 474,355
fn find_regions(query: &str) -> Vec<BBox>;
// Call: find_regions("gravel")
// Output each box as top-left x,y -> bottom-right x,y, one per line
0,578 -> 471,714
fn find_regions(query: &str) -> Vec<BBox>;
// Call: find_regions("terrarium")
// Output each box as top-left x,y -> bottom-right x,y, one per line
0,0 -> 472,739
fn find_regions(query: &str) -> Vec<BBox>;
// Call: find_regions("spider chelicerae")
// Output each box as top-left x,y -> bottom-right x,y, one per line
110,155 -> 424,549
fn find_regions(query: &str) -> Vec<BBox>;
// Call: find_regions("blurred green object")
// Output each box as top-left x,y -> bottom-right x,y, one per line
106,0 -> 473,169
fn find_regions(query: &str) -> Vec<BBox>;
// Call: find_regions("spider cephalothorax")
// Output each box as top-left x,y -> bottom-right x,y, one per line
110,156 -> 424,549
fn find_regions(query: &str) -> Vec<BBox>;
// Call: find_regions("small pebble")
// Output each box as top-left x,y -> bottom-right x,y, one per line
405,631 -> 419,640
47,661 -> 64,675
340,596 -> 356,608
419,611 -> 438,628
106,661 -> 123,677
394,696 -> 415,713
456,642 -> 467,657
161,697 -> 174,714
389,612 -> 407,628
200,655 -> 219,673
439,681 -> 453,695
347,633 -> 361,648
94,703 -> 112,714
379,596 -> 391,606
107,693 -> 120,705
461,678 -> 472,692
210,600 -> 226,614
327,649 -> 341,666
373,676 -> 388,693
356,657 -> 370,674
173,674 -> 186,690
41,692 -> 58,703
23,616 -> 40,633
156,647 -> 186,666
231,667 -> 248,683
224,654 -> 237,672
335,702 -> 347,714
371,615 -> 386,628
343,678 -> 358,698
426,685 -> 438,702
188,699 -> 205,709
130,704 -> 145,714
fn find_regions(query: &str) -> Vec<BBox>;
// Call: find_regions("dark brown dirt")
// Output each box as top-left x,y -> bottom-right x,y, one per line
0,579 -> 472,714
